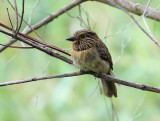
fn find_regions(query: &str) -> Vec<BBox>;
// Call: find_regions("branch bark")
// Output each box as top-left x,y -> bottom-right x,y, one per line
0,28 -> 73,65
0,71 -> 159,94
97,0 -> 160,21
0,23 -> 71,56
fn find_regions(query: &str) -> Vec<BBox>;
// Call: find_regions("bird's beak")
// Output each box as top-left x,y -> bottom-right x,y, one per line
66,37 -> 76,41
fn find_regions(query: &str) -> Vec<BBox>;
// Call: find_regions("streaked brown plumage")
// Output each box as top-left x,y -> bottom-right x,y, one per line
66,29 -> 117,97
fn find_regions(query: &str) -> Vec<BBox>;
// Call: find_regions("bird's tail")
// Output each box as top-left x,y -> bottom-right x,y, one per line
101,71 -> 117,97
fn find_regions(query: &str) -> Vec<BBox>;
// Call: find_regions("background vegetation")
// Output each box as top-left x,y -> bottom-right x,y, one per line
0,0 -> 160,121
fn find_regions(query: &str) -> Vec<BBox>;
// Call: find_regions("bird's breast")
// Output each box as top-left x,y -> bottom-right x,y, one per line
71,47 -> 110,73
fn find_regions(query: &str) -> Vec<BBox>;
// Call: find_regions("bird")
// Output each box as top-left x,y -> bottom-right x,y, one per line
66,29 -> 117,97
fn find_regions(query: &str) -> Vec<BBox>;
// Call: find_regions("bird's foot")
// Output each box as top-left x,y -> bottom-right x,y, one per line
94,75 -> 98,79
94,72 -> 102,79
80,69 -> 85,73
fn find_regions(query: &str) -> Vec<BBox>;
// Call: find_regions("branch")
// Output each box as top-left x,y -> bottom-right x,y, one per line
0,72 -> 83,86
0,23 -> 71,56
0,71 -> 159,94
96,0 -> 160,21
0,28 -> 73,65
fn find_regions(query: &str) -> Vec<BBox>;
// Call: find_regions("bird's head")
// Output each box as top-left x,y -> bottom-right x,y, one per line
66,29 -> 99,42
66,29 -> 100,51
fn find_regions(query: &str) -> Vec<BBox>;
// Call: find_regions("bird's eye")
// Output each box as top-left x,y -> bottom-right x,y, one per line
80,35 -> 85,38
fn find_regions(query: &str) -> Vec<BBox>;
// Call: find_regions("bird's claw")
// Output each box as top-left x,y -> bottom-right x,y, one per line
94,72 -> 102,79
80,70 -> 85,73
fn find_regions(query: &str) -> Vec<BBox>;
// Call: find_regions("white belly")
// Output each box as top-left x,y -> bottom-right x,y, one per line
71,48 -> 110,73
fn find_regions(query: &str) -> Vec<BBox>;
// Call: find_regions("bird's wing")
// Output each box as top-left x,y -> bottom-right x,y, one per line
96,41 -> 113,70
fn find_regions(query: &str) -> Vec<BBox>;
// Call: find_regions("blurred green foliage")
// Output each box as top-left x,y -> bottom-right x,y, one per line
0,0 -> 160,121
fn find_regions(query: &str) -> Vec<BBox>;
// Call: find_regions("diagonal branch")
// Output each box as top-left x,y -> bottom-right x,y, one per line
0,71 -> 159,94
0,28 -> 72,65
0,23 -> 71,56
96,0 -> 160,21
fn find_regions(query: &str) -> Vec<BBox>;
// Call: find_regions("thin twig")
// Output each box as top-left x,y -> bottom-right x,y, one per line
14,0 -> 18,34
0,44 -> 33,49
63,5 -> 90,29
0,51 -> 20,71
86,12 -> 91,30
16,0 -> 25,34
23,0 -> 40,32
141,0 -> 160,46
142,0 -> 151,17
129,94 -> 146,121
6,8 -> 14,30
78,5 -> 89,29
113,38 -> 131,64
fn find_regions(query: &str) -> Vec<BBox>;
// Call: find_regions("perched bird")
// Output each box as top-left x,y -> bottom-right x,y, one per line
66,29 -> 117,97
